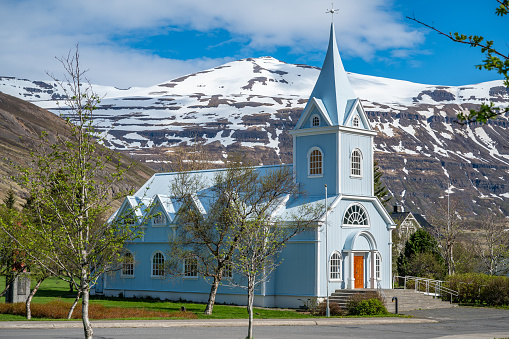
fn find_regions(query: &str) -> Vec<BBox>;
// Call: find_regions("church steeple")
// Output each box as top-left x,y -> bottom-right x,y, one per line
305,23 -> 357,126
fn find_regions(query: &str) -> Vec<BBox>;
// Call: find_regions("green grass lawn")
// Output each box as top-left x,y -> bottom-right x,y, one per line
0,276 -> 314,321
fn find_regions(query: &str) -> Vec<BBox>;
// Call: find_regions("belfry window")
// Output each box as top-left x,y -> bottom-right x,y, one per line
309,148 -> 323,176
353,116 -> 360,127
312,115 -> 320,127
351,149 -> 362,177
343,204 -> 369,226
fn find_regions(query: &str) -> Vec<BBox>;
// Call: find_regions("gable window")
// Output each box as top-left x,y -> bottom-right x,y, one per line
330,251 -> 342,281
153,213 -> 166,226
311,115 -> 320,127
308,148 -> 323,177
151,252 -> 165,277
122,252 -> 134,277
353,116 -> 360,127
184,257 -> 198,278
350,149 -> 362,177
343,204 -> 369,227
375,252 -> 381,280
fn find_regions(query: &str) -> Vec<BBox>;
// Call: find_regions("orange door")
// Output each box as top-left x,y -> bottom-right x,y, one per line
354,256 -> 364,289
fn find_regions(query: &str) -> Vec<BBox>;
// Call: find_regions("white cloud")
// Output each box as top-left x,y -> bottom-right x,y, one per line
0,0 -> 423,87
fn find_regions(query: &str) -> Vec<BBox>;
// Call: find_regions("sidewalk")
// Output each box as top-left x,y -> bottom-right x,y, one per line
0,317 -> 436,329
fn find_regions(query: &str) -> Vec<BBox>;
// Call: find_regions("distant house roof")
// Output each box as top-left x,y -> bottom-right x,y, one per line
389,210 -> 433,231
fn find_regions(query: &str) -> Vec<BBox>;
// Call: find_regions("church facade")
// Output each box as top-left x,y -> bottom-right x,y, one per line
100,24 -> 395,308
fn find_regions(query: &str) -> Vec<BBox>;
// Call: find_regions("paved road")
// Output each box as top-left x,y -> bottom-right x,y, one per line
0,307 -> 508,338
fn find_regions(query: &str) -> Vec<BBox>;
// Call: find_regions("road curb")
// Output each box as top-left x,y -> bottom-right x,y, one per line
0,317 -> 437,329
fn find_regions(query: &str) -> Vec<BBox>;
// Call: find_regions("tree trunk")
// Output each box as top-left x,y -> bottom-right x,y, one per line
204,276 -> 221,315
0,276 -> 14,297
81,287 -> 93,339
26,277 -> 45,320
68,290 -> 82,319
246,282 -> 254,339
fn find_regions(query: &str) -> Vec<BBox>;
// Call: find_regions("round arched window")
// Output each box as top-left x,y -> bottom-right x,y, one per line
343,204 -> 369,226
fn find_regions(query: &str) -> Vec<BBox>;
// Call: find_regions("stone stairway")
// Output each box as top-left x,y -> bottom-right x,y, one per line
328,288 -> 456,313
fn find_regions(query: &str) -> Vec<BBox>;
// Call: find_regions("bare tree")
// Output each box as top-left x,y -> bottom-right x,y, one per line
472,212 -> 509,275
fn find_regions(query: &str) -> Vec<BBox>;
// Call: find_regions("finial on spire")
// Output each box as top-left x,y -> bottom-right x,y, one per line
326,2 -> 339,23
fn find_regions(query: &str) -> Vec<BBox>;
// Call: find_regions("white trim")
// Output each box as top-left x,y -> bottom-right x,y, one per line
290,125 -> 377,137
307,147 -> 324,178
150,251 -> 165,278
336,132 -> 341,194
294,97 -> 333,130
329,251 -> 343,282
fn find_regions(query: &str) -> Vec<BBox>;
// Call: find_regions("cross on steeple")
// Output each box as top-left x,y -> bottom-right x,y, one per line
326,2 -> 339,22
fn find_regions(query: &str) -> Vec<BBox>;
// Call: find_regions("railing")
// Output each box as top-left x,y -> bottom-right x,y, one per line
393,275 -> 459,303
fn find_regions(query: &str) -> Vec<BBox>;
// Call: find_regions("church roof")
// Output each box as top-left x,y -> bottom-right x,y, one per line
303,23 -> 357,126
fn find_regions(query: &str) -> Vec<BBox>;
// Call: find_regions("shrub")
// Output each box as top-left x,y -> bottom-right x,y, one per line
350,299 -> 388,316
346,291 -> 386,316
445,273 -> 509,306
314,301 -> 345,316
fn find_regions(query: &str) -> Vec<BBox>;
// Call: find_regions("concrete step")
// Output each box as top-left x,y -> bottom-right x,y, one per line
327,289 -> 457,313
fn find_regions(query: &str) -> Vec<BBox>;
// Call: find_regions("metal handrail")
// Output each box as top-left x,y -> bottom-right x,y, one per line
393,275 -> 459,303
377,280 -> 386,304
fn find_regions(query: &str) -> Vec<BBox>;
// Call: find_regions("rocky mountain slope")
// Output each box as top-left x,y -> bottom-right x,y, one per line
1,57 -> 508,217
0,92 -> 155,208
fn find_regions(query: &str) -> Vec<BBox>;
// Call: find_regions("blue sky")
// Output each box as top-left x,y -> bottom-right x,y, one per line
0,0 -> 507,87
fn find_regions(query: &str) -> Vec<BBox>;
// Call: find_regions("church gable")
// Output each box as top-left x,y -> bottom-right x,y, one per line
343,99 -> 372,130
294,97 -> 333,130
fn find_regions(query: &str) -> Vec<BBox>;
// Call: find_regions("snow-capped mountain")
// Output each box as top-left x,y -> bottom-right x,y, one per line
1,56 -> 508,217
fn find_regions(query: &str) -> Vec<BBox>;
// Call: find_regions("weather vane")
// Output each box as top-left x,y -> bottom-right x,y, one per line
326,2 -> 339,22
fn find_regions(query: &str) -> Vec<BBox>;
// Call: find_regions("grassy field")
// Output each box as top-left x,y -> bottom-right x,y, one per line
0,276 -> 315,321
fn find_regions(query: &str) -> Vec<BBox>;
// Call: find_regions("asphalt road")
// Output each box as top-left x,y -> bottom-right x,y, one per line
0,307 -> 508,338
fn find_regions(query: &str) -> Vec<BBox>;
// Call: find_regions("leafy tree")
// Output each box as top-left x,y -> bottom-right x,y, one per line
0,47 -> 140,338
374,160 -> 392,206
397,229 -> 445,279
408,1 -> 509,124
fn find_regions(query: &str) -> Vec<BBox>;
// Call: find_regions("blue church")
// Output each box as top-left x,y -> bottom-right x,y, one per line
100,24 -> 396,308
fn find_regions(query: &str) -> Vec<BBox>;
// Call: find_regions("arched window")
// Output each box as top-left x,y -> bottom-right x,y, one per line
122,252 -> 134,276
343,204 -> 369,226
350,149 -> 362,177
330,251 -> 342,281
151,252 -> 165,277
308,148 -> 323,176
353,115 -> 360,127
375,252 -> 381,280
184,257 -> 198,278
312,115 -> 320,127
153,212 -> 166,226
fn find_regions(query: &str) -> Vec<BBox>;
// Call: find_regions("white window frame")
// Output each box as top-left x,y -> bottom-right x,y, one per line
151,251 -> 165,278
223,263 -> 233,278
183,257 -> 198,279
342,203 -> 370,228
350,148 -> 362,178
307,147 -> 323,178
329,251 -> 342,281
310,114 -> 320,127
375,252 -> 382,281
152,212 -> 166,227
121,251 -> 134,278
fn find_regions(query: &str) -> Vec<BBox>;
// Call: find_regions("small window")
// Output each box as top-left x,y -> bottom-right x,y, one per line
353,116 -> 360,127
309,148 -> 323,176
312,115 -> 320,127
122,252 -> 134,276
184,257 -> 198,278
153,213 -> 165,225
223,263 -> 232,278
375,252 -> 381,280
351,149 -> 362,177
343,204 -> 369,226
151,252 -> 165,277
330,251 -> 342,281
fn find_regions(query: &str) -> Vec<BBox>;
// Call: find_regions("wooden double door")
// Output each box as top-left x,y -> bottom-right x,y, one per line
354,255 -> 364,289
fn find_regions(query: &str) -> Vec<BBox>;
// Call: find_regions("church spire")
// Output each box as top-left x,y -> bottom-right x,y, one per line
306,23 -> 357,126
